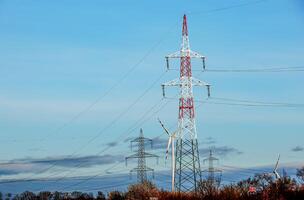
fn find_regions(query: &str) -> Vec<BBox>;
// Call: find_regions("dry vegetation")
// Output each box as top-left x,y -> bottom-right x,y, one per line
5,166 -> 304,200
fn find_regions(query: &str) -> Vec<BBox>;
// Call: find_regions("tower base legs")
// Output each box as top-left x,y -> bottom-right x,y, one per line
175,138 -> 202,192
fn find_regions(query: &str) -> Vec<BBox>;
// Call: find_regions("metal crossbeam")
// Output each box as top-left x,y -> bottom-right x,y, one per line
125,129 -> 158,183
161,15 -> 211,192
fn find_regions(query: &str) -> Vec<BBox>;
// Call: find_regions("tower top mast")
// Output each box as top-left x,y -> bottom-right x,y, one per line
161,15 -> 212,192
182,15 -> 188,36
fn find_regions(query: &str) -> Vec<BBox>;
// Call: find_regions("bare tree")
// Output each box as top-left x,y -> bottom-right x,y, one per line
296,166 -> 304,184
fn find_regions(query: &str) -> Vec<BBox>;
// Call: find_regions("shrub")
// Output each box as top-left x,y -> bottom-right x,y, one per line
108,191 -> 125,200
126,181 -> 158,200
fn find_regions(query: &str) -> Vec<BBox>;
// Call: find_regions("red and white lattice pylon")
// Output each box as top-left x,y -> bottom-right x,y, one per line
161,15 -> 211,192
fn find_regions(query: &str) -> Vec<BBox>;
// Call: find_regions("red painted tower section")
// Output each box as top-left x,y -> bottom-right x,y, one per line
162,14 -> 210,192
179,15 -> 195,120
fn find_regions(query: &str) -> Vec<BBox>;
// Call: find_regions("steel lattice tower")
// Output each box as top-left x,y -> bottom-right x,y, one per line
162,15 -> 211,192
125,129 -> 158,184
203,150 -> 222,188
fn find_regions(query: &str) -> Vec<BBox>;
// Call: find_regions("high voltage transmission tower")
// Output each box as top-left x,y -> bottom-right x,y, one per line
161,15 -> 211,192
202,149 -> 222,188
125,129 -> 158,184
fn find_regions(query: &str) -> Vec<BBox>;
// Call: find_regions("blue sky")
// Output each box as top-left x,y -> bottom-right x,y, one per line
0,0 -> 304,186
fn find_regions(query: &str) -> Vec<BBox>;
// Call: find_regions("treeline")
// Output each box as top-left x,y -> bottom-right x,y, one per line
3,167 -> 304,200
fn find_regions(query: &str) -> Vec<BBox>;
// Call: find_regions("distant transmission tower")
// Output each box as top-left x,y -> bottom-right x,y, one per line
125,129 -> 158,184
161,15 -> 211,192
203,150 -> 222,188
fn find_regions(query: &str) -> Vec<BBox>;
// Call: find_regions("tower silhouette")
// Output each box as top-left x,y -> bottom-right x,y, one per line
125,129 -> 158,183
162,15 -> 211,192
203,149 -> 222,187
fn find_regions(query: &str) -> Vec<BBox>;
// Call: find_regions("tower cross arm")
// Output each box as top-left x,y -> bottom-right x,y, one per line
192,77 -> 211,97
143,152 -> 159,160
203,157 -> 219,163
192,77 -> 210,87
161,78 -> 181,97
125,153 -> 140,160
166,50 -> 205,59
130,168 -> 154,172
166,51 -> 181,59
144,167 -> 155,172
125,153 -> 140,166
131,137 -> 152,143
189,50 -> 206,59
202,168 -> 222,172
165,50 -> 206,70
162,78 -> 181,87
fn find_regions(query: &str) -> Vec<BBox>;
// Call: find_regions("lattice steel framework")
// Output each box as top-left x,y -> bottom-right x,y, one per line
125,129 -> 158,184
162,15 -> 211,192
203,150 -> 222,188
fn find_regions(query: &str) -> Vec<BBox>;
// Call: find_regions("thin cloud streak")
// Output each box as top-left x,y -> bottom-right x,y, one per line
291,146 -> 303,152
0,154 -> 124,176
200,146 -> 243,158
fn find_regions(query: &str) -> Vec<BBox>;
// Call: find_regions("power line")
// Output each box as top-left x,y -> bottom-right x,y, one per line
0,71 -> 167,185
53,120 -> 171,192
1,23 -> 175,184
210,97 -> 304,106
2,1 -> 292,190
49,99 -> 175,191
61,71 -> 167,156
202,150 -> 222,188
221,165 -> 268,174
37,28 -> 172,144
161,14 -> 207,192
125,129 -> 158,184
0,151 -> 132,186
205,66 -> 304,73
167,66 -> 304,73
0,26 -> 178,194
72,181 -> 133,192
166,96 -> 304,108
59,162 -> 125,191
33,2 -> 274,146
26,0 -> 270,147
188,0 -> 269,16
32,97 -> 175,191
203,101 -> 304,108
67,165 -> 270,191
2,0 -> 279,180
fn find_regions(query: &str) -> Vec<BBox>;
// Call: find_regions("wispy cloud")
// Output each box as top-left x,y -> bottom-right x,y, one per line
200,146 -> 243,158
0,97 -> 135,122
27,155 -> 124,168
152,138 -> 168,150
0,163 -> 41,176
291,146 -> 303,152
123,136 -> 135,143
151,137 -> 218,151
27,147 -> 45,152
0,169 -> 21,176
0,154 -> 124,176
201,137 -> 216,145
107,142 -> 118,147
150,137 -> 240,159
150,137 -> 241,160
